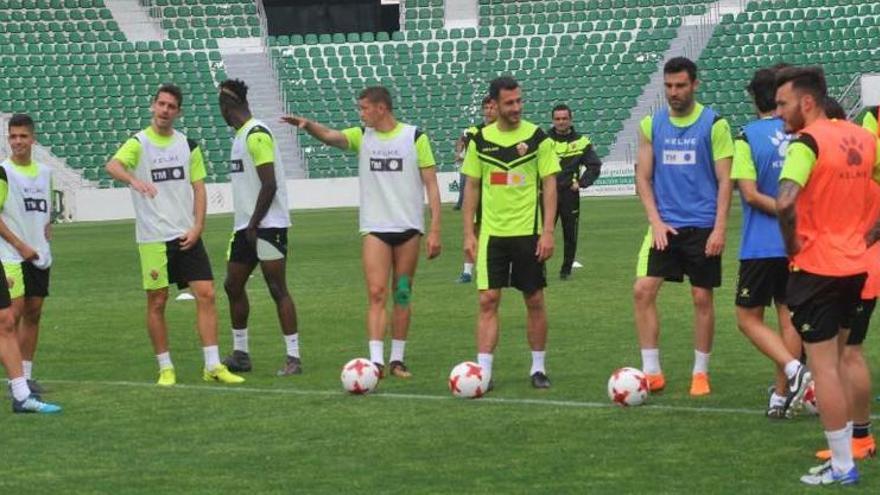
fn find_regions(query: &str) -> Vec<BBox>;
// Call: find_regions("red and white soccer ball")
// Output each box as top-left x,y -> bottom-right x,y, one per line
341,358 -> 380,394
448,361 -> 488,399
802,380 -> 818,415
607,367 -> 649,407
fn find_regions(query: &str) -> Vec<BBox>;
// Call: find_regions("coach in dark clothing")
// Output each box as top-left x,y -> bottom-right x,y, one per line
548,104 -> 602,279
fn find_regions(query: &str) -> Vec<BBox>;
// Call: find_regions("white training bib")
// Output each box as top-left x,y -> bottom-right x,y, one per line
129,129 -> 195,243
358,124 -> 425,233
0,160 -> 52,268
229,118 -> 291,231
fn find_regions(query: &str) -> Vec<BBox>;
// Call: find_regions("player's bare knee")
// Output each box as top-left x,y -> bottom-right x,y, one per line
479,291 -> 500,311
842,346 -> 865,366
23,310 -> 41,326
691,288 -> 713,310
734,308 -> 758,333
192,285 -> 216,304
632,280 -> 657,305
147,291 -> 168,312
223,278 -> 243,298
368,285 -> 387,306
0,310 -> 14,334
523,290 -> 544,311
266,281 -> 289,302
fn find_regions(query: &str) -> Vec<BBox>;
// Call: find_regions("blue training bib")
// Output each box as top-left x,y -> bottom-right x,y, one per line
651,107 -> 718,228
738,117 -> 790,260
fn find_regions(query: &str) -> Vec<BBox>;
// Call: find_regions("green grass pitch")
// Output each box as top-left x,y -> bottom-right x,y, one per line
1,196 -> 878,493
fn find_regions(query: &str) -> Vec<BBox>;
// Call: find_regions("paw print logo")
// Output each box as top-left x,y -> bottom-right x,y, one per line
840,136 -> 864,166
769,130 -> 791,158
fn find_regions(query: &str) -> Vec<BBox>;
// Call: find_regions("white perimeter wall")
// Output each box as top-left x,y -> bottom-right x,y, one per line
73,165 -> 635,222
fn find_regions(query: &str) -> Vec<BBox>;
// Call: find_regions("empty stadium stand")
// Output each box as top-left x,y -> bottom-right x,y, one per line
269,0 -> 720,177
143,0 -> 263,39
699,0 -> 880,131
0,0 -> 235,187
2,0 -> 875,186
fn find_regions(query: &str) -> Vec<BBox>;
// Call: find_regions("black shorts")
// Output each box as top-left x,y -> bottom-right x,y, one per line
479,234 -> 546,293
228,227 -> 288,267
0,262 -> 11,309
139,238 -> 214,291
735,258 -> 789,308
844,298 -> 876,346
786,270 -> 867,344
22,262 -> 49,298
637,227 -> 721,288
369,229 -> 421,247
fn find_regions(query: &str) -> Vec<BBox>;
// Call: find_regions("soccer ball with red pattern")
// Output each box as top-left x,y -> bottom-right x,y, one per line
607,367 -> 649,407
448,361 -> 488,398
341,358 -> 380,394
802,380 -> 818,415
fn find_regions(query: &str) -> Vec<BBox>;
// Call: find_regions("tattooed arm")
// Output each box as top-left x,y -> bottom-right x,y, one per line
867,220 -> 880,247
776,179 -> 802,256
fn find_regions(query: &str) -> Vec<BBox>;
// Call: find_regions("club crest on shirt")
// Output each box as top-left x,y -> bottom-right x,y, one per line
489,170 -> 528,187
516,142 -> 529,156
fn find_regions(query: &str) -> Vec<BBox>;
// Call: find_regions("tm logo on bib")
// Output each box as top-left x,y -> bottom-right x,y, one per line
23,197 -> 48,213
663,149 -> 697,165
369,158 -> 403,172
151,166 -> 185,182
230,160 -> 244,173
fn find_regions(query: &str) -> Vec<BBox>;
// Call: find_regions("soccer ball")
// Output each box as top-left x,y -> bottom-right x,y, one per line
607,367 -> 649,407
448,361 -> 488,398
802,380 -> 818,415
341,358 -> 380,394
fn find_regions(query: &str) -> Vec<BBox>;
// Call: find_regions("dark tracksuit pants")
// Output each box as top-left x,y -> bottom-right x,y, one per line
556,187 -> 580,274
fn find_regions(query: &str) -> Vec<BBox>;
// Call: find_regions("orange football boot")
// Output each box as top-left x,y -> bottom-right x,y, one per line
815,436 -> 876,461
646,373 -> 666,392
690,372 -> 711,396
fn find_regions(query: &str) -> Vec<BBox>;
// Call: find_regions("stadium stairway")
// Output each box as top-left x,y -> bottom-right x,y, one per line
105,0 -> 164,42
221,51 -> 306,178
443,0 -> 478,29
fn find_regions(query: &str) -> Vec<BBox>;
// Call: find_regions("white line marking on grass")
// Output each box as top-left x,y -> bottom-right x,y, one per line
47,378 -> 880,419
